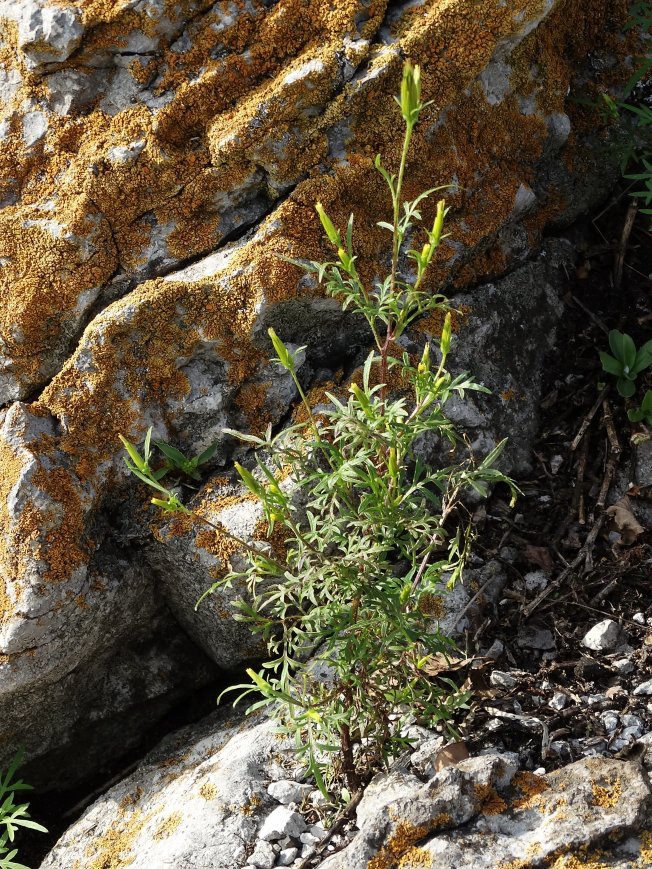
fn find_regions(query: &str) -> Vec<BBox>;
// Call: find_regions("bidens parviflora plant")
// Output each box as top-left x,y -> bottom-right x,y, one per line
120,63 -> 516,796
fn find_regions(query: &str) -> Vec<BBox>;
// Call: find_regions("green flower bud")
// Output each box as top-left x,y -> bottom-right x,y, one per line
315,202 -> 341,247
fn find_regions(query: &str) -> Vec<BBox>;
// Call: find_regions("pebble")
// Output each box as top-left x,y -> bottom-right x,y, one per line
300,832 -> 320,846
581,619 -> 624,652
301,844 -> 316,859
632,612 -> 646,625
490,671 -> 518,690
516,625 -> 556,650
267,780 -> 312,805
611,658 -> 634,675
277,847 -> 298,866
524,570 -> 549,592
485,639 -> 504,660
309,789 -> 330,807
599,711 -> 619,734
633,679 -> 652,696
549,692 -> 567,711
620,714 -> 644,730
258,807 -> 307,841
246,840 -> 276,869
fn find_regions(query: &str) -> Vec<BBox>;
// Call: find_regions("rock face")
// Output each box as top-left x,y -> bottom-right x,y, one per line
320,752 -> 652,869
40,707 -> 652,869
0,0 -> 638,787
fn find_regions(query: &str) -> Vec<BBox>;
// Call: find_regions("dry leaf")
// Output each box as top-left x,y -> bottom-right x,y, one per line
605,496 -> 645,545
435,741 -> 470,772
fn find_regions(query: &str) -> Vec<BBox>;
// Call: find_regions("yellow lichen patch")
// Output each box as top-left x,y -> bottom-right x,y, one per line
0,436 -> 25,623
640,830 -> 652,864
367,821 -> 430,869
476,783 -> 508,816
78,809 -> 147,869
152,811 -> 182,841
398,846 -> 433,868
591,777 -> 622,810
198,782 -> 219,801
511,771 -> 550,810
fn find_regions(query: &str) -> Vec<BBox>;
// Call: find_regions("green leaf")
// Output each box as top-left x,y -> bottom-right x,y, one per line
154,441 -> 188,466
599,351 -> 623,376
617,377 -> 636,398
608,330 -> 636,369
633,340 -> 652,374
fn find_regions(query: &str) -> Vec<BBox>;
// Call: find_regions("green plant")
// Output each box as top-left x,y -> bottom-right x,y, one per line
592,6 -> 652,218
600,329 -> 652,397
119,428 -> 217,484
121,63 -> 517,795
628,389 -> 652,423
0,751 -> 47,869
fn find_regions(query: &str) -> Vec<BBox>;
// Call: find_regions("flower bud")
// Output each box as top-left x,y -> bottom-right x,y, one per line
315,202 -> 340,247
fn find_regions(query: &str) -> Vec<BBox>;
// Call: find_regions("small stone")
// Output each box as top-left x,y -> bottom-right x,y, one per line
524,570 -> 549,592
599,711 -> 619,733
581,619 -> 624,652
490,671 -> 518,689
517,625 -> 556,650
632,612 -> 646,625
246,840 -> 276,869
633,679 -> 652,696
621,714 -> 644,730
258,806 -> 307,841
586,694 -> 606,706
300,844 -> 316,859
300,832 -> 320,846
549,692 -> 567,710
410,735 -> 445,778
267,780 -> 312,805
277,847 -> 299,866
309,823 -> 326,839
484,639 -> 504,660
550,454 -> 564,474
611,658 -> 634,675
309,790 -> 329,807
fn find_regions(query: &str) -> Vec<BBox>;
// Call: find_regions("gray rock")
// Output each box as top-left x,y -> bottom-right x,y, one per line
277,848 -> 299,866
490,671 -> 518,690
258,807 -> 307,842
516,624 -> 556,650
410,736 -> 446,778
247,841 -> 276,869
356,769 -> 423,829
267,780 -> 312,806
612,657 -> 634,675
40,711 -> 289,869
549,691 -> 567,711
16,2 -> 84,69
633,679 -> 652,696
320,756 -> 651,869
582,619 -> 625,652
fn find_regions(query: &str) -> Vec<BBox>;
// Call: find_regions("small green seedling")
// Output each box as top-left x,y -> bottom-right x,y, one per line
0,750 -> 48,869
599,330 -> 652,397
628,390 -> 652,425
153,439 -> 218,481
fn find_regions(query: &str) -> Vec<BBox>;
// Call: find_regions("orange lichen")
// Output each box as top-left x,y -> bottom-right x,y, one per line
398,847 -> 433,868
476,783 -> 508,816
591,777 -> 622,810
0,0 -> 635,604
152,811 -> 182,840
367,821 -> 431,869
511,771 -> 550,810
78,809 -> 147,869
414,305 -> 472,337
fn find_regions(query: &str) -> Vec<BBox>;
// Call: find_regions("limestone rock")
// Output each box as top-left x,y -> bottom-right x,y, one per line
0,0 -> 639,788
39,710 -> 288,869
320,755 -> 652,869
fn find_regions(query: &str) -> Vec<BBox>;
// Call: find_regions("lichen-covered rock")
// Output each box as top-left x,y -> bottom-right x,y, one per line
39,710 -> 290,869
0,0 -> 641,786
320,754 -> 652,869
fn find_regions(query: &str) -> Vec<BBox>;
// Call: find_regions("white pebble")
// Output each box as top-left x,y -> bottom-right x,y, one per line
277,847 -> 298,866
633,679 -> 652,696
246,840 -> 276,869
258,807 -> 307,841
581,619 -> 623,652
